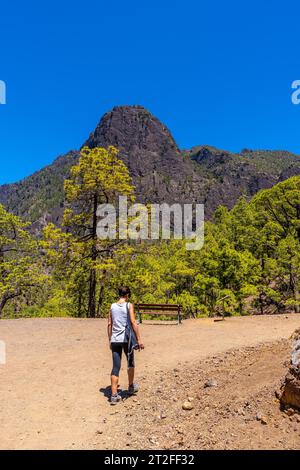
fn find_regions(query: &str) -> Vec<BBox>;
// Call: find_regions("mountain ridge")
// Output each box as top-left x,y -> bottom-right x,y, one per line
1,105 -> 300,232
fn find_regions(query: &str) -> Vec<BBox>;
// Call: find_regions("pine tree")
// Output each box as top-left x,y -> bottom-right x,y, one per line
63,146 -> 134,317
0,204 -> 48,316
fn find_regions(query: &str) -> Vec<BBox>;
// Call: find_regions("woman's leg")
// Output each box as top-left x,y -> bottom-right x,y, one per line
123,343 -> 135,386
128,366 -> 134,387
111,343 -> 122,395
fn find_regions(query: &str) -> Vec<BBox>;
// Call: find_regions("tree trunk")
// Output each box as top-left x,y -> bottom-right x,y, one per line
77,290 -> 83,317
293,284 -> 300,314
88,267 -> 97,317
0,294 -> 8,317
259,292 -> 265,315
296,204 -> 300,242
96,284 -> 105,317
87,194 -> 98,318
0,292 -> 16,317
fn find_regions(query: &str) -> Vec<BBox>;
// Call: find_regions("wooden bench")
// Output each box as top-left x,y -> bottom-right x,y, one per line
136,303 -> 182,324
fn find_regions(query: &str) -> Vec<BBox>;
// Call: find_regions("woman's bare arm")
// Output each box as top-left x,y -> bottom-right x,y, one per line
129,303 -> 144,349
107,310 -> 112,348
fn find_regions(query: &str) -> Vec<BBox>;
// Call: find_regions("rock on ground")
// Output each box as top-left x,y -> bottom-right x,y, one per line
281,328 -> 300,410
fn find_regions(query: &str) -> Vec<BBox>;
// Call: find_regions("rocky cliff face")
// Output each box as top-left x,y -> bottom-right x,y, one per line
1,105 -> 300,230
85,105 -> 180,169
280,329 -> 300,410
84,105 -> 200,205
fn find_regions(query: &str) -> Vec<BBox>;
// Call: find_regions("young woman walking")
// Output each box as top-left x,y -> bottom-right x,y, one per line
107,286 -> 144,404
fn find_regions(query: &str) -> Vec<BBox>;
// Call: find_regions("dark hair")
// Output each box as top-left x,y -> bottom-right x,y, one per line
118,286 -> 131,298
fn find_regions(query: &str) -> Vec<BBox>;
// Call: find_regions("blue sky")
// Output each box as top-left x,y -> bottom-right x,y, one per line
0,0 -> 300,184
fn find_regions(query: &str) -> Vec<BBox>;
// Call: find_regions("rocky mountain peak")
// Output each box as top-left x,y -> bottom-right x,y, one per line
84,105 -> 179,156
83,105 -> 184,186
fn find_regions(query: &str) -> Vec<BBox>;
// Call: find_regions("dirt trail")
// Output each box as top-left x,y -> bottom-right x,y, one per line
0,315 -> 300,450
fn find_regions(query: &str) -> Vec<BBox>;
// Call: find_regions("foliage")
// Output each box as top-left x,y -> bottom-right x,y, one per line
0,204 -> 49,316
1,156 -> 300,318
54,146 -> 134,317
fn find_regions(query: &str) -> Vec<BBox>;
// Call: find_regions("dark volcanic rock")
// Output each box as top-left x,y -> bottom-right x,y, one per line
84,105 -> 197,204
85,105 -> 180,166
279,165 -> 300,181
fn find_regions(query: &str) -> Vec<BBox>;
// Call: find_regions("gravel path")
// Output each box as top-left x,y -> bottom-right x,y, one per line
0,314 -> 299,449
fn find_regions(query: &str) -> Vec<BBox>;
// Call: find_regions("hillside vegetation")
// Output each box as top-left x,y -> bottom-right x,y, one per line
1,141 -> 300,318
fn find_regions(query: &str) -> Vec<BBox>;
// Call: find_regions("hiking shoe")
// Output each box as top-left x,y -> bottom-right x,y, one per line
128,383 -> 139,395
110,393 -> 122,405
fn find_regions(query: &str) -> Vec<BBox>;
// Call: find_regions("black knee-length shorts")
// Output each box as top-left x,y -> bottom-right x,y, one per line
111,342 -> 135,377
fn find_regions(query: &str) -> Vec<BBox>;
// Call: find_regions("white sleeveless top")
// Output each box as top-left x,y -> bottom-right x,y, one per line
110,302 -> 130,343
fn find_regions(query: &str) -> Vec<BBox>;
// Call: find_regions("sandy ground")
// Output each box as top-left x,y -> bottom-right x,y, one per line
0,314 -> 300,450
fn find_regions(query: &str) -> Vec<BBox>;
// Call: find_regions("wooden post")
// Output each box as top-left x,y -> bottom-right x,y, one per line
137,304 -> 142,324
178,305 -> 182,324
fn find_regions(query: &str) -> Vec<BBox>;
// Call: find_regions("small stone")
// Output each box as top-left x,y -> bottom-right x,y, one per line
204,379 -> 218,388
256,412 -> 268,425
149,436 -> 158,444
160,412 -> 167,419
182,401 -> 194,410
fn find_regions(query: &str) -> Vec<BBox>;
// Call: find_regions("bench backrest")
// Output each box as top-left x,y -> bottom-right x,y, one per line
136,303 -> 182,324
